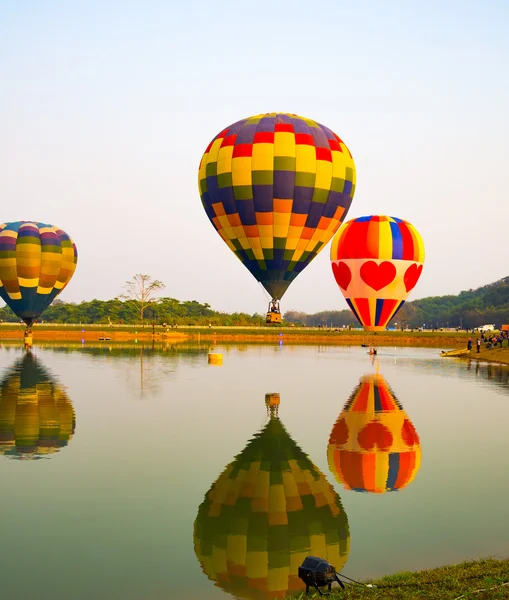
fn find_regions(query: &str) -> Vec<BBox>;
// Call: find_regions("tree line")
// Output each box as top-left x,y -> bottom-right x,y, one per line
0,297 -> 264,327
2,274 -> 509,329
0,274 -> 265,327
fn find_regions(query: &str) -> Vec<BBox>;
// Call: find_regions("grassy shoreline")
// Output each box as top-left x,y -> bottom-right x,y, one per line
2,325 -> 509,364
0,324 -> 477,345
288,558 -> 509,599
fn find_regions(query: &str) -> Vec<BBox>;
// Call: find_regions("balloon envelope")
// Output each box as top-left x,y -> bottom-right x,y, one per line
0,221 -> 78,326
327,373 -> 421,493
330,215 -> 424,331
195,403 -> 349,599
0,353 -> 76,459
199,113 -> 356,300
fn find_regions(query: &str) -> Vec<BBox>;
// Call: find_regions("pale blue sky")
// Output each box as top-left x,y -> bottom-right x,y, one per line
1,1 -> 508,314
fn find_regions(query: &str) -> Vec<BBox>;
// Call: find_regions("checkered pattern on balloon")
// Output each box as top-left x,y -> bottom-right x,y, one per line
199,113 -> 356,301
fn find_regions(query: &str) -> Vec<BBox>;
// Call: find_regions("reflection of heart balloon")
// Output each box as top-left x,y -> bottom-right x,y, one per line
330,216 -> 425,331
327,373 -> 421,494
357,421 -> 393,451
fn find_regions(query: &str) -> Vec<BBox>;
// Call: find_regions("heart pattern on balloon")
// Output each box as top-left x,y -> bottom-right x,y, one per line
360,261 -> 397,291
404,263 -> 423,293
329,417 -> 349,445
357,421 -> 393,451
332,261 -> 352,291
401,418 -> 420,447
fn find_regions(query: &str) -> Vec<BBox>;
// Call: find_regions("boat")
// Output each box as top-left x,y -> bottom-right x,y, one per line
440,348 -> 470,357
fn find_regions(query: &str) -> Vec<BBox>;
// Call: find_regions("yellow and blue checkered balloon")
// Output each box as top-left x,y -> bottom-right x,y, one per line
199,113 -> 356,300
0,221 -> 78,326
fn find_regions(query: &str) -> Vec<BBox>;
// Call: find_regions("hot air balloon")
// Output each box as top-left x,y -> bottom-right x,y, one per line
194,396 -> 349,599
330,216 -> 424,331
0,221 -> 78,338
198,113 -> 356,324
327,373 -> 421,494
0,352 -> 76,459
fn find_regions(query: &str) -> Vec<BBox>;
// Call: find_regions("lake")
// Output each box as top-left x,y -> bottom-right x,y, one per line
0,342 -> 508,600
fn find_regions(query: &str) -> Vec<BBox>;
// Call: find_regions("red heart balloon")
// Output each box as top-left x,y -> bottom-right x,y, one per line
404,263 -> 423,293
401,418 -> 420,447
332,261 -> 352,291
357,421 -> 393,451
360,261 -> 396,291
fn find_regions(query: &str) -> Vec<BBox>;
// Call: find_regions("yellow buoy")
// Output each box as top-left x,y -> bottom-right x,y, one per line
208,353 -> 223,365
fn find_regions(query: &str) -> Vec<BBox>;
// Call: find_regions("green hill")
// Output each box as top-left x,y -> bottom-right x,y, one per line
284,277 -> 509,329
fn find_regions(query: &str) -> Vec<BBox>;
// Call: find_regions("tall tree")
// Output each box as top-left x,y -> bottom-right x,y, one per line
122,274 -> 165,323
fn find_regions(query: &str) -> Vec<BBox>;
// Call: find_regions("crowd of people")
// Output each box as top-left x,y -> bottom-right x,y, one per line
467,331 -> 508,352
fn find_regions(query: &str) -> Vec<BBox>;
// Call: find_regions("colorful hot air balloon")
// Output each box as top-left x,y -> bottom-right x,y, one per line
199,113 -> 356,322
0,353 -> 76,459
195,396 -> 349,599
330,216 -> 424,331
327,373 -> 421,494
0,221 -> 78,328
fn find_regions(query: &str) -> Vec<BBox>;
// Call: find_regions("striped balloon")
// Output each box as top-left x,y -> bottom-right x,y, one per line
194,402 -> 350,599
199,113 -> 356,302
0,221 -> 78,326
330,215 -> 425,331
0,353 -> 76,460
327,373 -> 421,494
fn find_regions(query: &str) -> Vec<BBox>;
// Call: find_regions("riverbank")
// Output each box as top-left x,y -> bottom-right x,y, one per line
0,324 -> 477,347
289,558 -> 509,599
3,325 -> 509,364
462,345 -> 509,366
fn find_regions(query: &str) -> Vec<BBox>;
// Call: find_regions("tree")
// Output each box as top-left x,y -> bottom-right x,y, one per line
122,274 -> 165,323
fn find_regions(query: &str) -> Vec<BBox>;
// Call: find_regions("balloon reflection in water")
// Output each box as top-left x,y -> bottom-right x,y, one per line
328,373 -> 421,493
0,353 -> 75,459
194,397 -> 349,599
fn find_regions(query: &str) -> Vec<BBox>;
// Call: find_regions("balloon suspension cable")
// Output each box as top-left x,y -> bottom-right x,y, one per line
258,282 -> 272,302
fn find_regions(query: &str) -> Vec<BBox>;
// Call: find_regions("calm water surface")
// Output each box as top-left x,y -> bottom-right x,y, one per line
0,342 -> 508,599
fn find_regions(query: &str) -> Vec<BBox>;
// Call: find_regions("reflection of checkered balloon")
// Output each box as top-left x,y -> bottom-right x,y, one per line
0,353 -> 76,460
194,416 -> 350,599
199,113 -> 356,300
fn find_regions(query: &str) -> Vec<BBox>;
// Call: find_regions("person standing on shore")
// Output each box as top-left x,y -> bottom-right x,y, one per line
467,337 -> 473,351
476,338 -> 481,353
